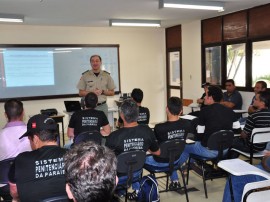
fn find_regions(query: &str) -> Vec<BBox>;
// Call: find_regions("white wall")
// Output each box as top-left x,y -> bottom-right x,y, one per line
0,25 -> 167,130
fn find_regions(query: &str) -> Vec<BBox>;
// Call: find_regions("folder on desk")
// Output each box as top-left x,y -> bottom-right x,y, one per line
64,101 -> 81,112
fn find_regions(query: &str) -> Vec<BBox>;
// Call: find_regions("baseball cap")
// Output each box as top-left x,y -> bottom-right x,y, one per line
19,114 -> 58,139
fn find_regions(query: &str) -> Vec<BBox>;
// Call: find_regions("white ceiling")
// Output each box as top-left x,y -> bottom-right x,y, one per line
0,0 -> 270,28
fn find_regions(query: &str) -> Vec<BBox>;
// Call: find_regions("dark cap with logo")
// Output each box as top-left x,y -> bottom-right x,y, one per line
19,114 -> 57,139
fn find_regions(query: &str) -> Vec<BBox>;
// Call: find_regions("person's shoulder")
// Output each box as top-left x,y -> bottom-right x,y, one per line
101,70 -> 111,76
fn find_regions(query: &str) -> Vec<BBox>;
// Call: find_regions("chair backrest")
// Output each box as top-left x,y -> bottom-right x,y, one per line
159,139 -> 185,173
0,158 -> 15,184
207,130 -> 234,161
74,131 -> 103,145
251,128 -> 270,144
241,179 -> 270,202
39,195 -> 70,202
117,150 -> 146,187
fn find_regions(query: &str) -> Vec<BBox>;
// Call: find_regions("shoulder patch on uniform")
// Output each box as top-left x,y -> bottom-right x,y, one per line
82,70 -> 89,75
103,70 -> 110,75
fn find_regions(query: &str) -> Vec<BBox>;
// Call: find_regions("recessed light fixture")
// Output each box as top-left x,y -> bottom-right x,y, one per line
109,19 -> 161,27
0,14 -> 24,23
159,0 -> 224,11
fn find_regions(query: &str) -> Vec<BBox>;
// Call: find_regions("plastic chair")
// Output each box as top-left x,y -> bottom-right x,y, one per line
116,150 -> 146,202
39,195 -> 70,202
144,139 -> 189,202
186,130 -> 234,198
218,158 -> 270,202
241,179 -> 270,202
231,127 -> 270,164
0,158 -> 15,202
73,130 -> 103,146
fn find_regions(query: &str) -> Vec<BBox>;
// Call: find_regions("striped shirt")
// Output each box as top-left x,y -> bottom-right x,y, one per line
243,108 -> 270,151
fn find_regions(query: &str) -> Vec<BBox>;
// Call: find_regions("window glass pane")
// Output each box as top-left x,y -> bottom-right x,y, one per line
205,46 -> 221,85
226,43 -> 246,87
169,51 -> 180,86
252,41 -> 270,87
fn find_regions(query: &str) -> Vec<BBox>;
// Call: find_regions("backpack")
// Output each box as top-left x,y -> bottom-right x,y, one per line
137,175 -> 160,202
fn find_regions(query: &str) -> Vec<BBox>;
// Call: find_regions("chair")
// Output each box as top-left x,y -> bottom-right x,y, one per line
218,158 -> 270,202
186,130 -> 234,198
39,195 -> 70,202
241,179 -> 270,202
73,131 -> 103,146
231,127 -> 270,164
143,139 -> 189,202
116,150 -> 146,202
0,158 -> 15,202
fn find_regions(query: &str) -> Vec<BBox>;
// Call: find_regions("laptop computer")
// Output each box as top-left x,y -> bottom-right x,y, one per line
64,101 -> 82,112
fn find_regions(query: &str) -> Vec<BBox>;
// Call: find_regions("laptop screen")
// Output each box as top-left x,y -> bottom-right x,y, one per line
64,101 -> 82,112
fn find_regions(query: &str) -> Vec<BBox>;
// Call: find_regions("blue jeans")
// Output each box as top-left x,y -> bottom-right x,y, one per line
117,170 -> 142,194
144,156 -> 179,181
222,164 -> 267,202
178,141 -> 222,166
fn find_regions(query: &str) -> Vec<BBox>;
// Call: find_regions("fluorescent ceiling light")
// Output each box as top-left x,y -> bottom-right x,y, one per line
160,0 -> 224,11
0,14 -> 24,23
54,48 -> 82,51
49,51 -> 72,53
110,19 -> 161,27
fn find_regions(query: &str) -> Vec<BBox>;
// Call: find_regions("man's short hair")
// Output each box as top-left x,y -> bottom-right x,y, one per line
120,99 -> 139,123
208,86 -> 223,102
85,92 -> 98,108
4,99 -> 23,121
64,142 -> 117,202
258,91 -> 270,108
90,55 -> 102,62
225,79 -> 235,86
167,97 -> 182,115
256,81 -> 267,89
131,88 -> 144,103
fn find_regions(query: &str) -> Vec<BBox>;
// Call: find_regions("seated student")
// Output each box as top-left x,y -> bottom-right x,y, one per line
0,99 -> 31,201
221,79 -> 243,110
189,82 -> 210,117
118,88 -> 150,127
67,92 -> 110,143
64,141 -> 119,202
106,99 -> 160,200
178,86 -> 241,166
223,144 -> 270,202
230,91 -> 270,157
9,114 -> 67,202
145,97 -> 192,189
248,81 -> 267,114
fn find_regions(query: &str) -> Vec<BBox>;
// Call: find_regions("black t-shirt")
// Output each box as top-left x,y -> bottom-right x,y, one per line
105,125 -> 159,156
198,103 -> 238,147
153,119 -> 192,162
118,106 -> 150,125
68,108 -> 109,139
9,146 -> 67,202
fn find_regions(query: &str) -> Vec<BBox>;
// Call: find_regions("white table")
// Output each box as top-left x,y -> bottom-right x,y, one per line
218,159 -> 270,179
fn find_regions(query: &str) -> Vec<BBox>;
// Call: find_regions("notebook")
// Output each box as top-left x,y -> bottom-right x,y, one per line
64,101 -> 82,112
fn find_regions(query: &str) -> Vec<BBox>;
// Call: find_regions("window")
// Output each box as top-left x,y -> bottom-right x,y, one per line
226,43 -> 246,87
252,40 -> 270,87
205,46 -> 221,85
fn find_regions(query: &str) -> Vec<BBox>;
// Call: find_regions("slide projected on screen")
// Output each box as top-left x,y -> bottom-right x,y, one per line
4,50 -> 54,87
0,45 -> 120,101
